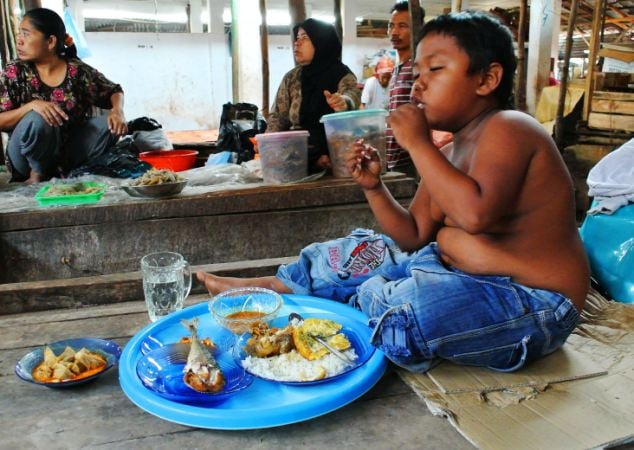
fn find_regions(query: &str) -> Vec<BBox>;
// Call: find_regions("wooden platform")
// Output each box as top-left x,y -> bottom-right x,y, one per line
0,175 -> 417,313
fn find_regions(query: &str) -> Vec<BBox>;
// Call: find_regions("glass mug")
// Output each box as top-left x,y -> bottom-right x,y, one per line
140,251 -> 192,322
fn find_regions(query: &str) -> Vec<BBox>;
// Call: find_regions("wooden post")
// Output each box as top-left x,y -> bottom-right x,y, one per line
515,0 -> 528,111
583,0 -> 605,121
408,0 -> 423,58
555,0 -> 579,149
288,0 -> 306,42
24,0 -> 41,10
259,0 -> 270,118
334,0 -> 343,41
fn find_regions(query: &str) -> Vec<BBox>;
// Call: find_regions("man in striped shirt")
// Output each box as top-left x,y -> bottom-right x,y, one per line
386,2 -> 423,177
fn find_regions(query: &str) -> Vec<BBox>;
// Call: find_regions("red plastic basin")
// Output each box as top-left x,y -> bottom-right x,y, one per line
139,150 -> 199,172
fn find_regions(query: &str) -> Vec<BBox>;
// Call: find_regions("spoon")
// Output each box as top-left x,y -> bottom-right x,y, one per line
288,312 -> 355,364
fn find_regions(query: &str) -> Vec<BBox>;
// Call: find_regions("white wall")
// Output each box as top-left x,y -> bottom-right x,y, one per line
84,32 -> 389,131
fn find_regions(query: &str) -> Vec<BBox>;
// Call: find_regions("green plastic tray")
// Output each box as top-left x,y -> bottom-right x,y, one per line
35,181 -> 106,206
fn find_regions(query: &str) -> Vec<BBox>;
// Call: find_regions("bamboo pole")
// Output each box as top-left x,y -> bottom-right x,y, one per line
582,0 -> 605,121
515,0 -> 528,111
259,0 -> 270,118
555,0 -> 579,149
408,0 -> 424,58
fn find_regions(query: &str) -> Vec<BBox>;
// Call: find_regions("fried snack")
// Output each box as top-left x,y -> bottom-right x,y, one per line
32,346 -> 107,383
129,168 -> 184,186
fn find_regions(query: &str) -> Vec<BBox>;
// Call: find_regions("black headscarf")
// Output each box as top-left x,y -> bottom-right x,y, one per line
293,19 -> 352,169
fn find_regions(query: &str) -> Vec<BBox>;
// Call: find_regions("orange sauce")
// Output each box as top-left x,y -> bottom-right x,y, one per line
33,354 -> 107,383
226,311 -> 266,320
224,311 -> 266,333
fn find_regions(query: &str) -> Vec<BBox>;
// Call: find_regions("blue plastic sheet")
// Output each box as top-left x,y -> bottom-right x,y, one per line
580,203 -> 634,303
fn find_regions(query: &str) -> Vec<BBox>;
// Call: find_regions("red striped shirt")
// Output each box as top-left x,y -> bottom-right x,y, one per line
386,58 -> 413,169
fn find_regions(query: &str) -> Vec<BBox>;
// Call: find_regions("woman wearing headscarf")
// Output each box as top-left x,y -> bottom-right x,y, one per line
0,8 -> 126,183
267,18 -> 360,173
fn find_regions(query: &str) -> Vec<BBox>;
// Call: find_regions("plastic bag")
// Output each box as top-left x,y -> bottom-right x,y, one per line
216,102 -> 266,163
66,145 -> 151,179
579,202 -> 634,304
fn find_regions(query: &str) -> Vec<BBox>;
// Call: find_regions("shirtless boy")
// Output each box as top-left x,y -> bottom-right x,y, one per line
198,12 -> 590,373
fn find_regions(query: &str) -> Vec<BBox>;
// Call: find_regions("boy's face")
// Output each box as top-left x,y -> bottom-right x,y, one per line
411,32 -> 483,131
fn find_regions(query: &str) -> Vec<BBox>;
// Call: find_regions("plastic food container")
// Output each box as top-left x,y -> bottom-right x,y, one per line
320,109 -> 388,178
139,150 -> 199,172
255,131 -> 309,184
35,181 -> 106,206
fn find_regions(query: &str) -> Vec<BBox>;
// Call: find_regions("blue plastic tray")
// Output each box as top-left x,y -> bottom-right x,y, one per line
119,294 -> 387,429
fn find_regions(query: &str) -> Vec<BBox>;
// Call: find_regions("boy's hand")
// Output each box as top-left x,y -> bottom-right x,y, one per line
345,139 -> 382,190
389,104 -> 433,152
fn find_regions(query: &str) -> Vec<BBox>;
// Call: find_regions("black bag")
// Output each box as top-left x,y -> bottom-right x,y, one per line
216,102 -> 267,163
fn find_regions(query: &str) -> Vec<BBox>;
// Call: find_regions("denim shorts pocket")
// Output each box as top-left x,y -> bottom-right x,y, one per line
369,303 -> 431,368
446,335 -> 530,373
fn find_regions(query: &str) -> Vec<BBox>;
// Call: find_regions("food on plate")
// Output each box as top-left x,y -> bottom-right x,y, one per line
129,168 -> 184,186
44,182 -> 102,197
32,345 -> 107,383
241,317 -> 357,382
181,318 -> 225,393
245,322 -> 295,358
293,318 -> 351,361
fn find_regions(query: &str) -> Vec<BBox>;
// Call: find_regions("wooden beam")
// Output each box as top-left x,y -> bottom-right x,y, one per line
515,0 -> 528,111
555,0 -> 579,148
408,0 -> 424,58
583,0 -> 605,121
334,0 -> 343,41
259,0 -> 270,119
288,0 -> 306,43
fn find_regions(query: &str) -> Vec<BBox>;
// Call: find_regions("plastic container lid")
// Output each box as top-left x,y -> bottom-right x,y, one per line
320,109 -> 388,123
255,130 -> 310,142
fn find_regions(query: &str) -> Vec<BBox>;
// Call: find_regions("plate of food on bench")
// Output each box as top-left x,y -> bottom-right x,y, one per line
15,337 -> 121,388
35,181 -> 106,206
122,168 -> 187,198
233,314 -> 375,385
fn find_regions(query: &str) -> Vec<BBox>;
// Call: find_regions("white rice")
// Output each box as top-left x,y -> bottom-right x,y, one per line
241,348 -> 358,382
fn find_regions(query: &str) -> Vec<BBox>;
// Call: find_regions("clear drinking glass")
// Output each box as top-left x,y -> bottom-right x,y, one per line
140,251 -> 192,322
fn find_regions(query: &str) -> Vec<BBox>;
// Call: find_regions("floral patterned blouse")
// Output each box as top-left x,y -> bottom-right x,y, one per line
0,58 -> 123,142
268,65 -> 360,132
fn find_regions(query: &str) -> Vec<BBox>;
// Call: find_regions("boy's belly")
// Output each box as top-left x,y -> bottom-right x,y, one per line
436,226 -> 589,309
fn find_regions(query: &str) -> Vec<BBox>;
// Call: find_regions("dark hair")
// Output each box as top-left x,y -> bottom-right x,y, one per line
23,8 -> 78,59
418,11 -> 516,108
391,1 -> 425,22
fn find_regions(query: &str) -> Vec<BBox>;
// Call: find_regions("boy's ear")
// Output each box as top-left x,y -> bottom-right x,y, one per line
475,62 -> 503,96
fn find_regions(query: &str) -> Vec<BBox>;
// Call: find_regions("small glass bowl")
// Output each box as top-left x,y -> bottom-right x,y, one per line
209,287 -> 283,334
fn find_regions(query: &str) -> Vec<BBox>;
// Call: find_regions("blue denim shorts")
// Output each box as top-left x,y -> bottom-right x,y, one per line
277,229 -> 580,372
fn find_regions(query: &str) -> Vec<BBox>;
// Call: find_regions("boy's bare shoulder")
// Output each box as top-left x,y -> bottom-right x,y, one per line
486,110 -> 551,140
